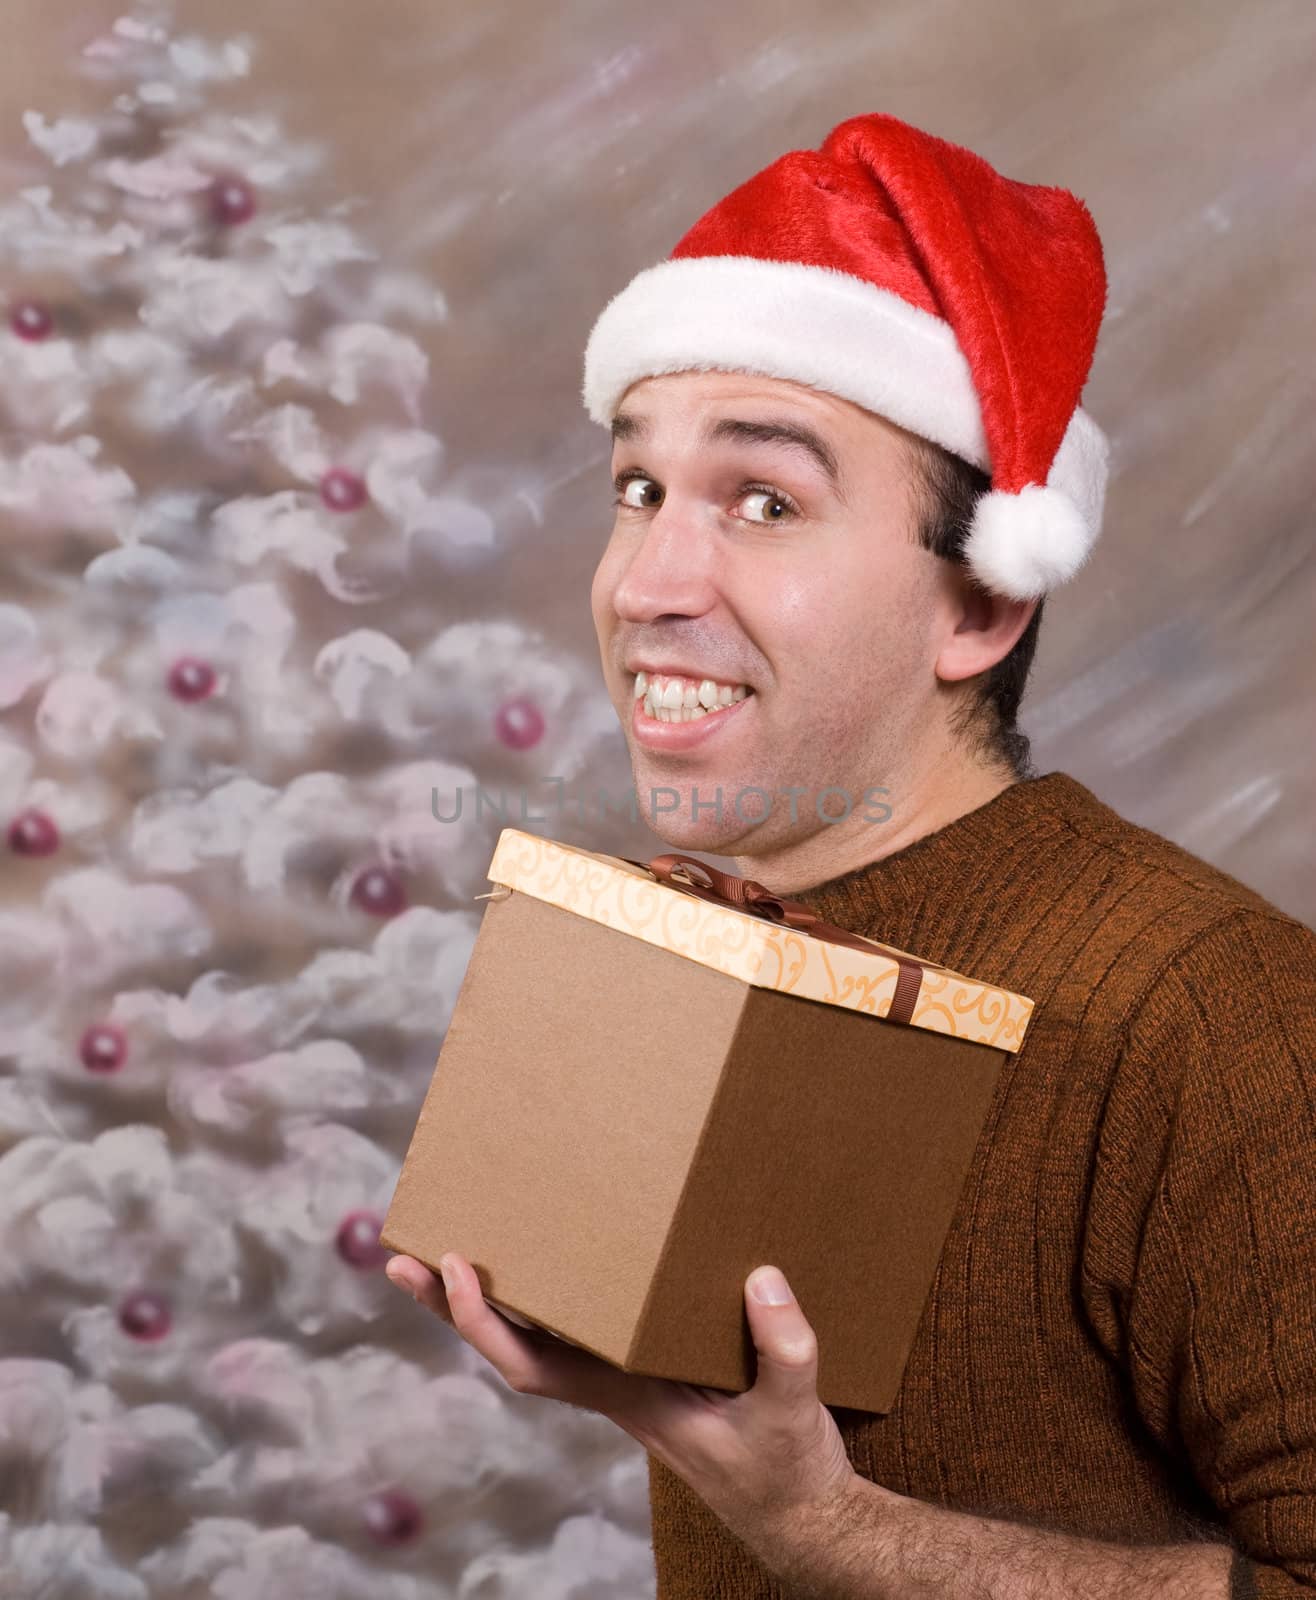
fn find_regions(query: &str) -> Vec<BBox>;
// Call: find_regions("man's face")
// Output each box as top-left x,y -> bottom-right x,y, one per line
590,370 -> 951,855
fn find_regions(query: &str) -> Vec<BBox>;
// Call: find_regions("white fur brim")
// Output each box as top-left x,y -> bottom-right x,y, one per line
582,254 -> 1110,598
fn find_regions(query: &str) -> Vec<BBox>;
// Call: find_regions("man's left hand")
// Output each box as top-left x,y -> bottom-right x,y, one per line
385,1251 -> 857,1552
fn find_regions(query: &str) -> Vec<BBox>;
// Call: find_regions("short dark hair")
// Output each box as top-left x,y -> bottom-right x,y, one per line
907,434 -> 1044,781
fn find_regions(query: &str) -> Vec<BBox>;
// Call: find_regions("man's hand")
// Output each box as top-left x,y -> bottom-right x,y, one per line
385,1250 -> 856,1554
385,1253 -> 1244,1598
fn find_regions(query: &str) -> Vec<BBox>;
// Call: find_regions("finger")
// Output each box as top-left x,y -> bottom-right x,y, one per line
386,1254 -> 554,1342
389,1251 -> 542,1379
428,1254 -> 619,1406
387,1254 -> 565,1369
743,1266 -> 822,1411
385,1255 -> 452,1322
387,1254 -> 675,1425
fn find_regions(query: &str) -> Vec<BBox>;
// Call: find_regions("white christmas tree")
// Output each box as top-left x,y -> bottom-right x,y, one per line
0,6 -> 653,1596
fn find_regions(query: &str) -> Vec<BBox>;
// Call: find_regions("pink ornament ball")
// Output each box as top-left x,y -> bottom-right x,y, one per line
320,467 -> 369,513
209,174 -> 257,226
362,1488 -> 425,1547
350,865 -> 408,918
80,1023 -> 128,1074
495,696 -> 545,750
118,1290 -> 171,1342
9,300 -> 54,341
8,808 -> 60,857
336,1209 -> 389,1270
167,657 -> 217,702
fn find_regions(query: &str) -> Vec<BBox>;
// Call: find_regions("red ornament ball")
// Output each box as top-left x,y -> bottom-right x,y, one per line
362,1488 -> 425,1547
350,865 -> 408,919
118,1290 -> 171,1342
320,467 -> 369,513
167,657 -> 217,702
80,1023 -> 128,1074
495,696 -> 545,751
209,174 -> 257,226
336,1209 -> 389,1270
8,808 -> 60,857
10,301 -> 54,341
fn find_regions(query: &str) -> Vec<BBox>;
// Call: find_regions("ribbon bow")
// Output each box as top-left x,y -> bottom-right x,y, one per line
634,851 -> 926,1027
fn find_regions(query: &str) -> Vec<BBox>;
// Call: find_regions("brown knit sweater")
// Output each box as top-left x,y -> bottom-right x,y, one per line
646,771 -> 1316,1599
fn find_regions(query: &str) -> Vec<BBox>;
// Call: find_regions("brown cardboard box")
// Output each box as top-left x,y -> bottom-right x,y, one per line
380,829 -> 1034,1414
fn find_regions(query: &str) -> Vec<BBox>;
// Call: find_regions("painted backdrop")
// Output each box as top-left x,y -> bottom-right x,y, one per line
0,2 -> 1311,1596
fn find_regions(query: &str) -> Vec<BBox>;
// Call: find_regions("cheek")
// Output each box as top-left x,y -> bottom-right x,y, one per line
763,551 -> 928,708
758,564 -> 865,697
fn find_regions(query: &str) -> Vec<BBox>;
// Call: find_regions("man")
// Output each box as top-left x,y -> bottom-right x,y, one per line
386,113 -> 1315,1598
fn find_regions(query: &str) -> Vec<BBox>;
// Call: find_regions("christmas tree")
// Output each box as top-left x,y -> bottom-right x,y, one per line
0,6 -> 653,1594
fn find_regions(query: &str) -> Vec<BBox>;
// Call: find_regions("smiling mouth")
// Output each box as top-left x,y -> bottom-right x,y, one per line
633,670 -> 753,722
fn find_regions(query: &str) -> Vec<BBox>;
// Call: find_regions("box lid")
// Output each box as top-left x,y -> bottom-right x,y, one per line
485,829 -> 1035,1053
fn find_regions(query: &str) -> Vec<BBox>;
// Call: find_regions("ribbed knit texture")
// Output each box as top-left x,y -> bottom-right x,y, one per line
646,772 -> 1315,1599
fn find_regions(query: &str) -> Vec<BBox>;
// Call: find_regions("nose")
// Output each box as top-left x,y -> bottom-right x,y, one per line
609,502 -> 718,625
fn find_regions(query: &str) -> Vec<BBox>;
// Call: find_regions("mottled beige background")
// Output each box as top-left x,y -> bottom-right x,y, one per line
0,6 -> 1311,1593
4,0 -> 1312,928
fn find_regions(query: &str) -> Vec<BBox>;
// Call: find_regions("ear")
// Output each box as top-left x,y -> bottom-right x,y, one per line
933,563 -> 1041,685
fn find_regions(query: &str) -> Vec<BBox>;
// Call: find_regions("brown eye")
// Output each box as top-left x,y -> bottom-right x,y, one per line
737,488 -> 797,523
618,477 -> 663,508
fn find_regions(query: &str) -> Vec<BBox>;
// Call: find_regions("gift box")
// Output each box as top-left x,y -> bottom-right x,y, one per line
380,828 -> 1034,1413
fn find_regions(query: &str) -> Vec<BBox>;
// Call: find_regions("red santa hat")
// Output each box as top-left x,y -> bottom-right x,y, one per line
582,111 -> 1110,602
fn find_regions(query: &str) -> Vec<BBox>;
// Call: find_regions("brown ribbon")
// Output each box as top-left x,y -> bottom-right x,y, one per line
627,851 -> 926,1027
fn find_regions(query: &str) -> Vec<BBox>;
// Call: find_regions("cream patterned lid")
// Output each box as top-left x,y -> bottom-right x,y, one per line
485,829 -> 1034,1054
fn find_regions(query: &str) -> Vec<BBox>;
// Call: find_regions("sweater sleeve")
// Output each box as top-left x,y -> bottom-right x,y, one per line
1083,907 -> 1316,1598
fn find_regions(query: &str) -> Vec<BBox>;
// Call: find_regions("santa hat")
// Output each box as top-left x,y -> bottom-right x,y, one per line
581,112 -> 1110,602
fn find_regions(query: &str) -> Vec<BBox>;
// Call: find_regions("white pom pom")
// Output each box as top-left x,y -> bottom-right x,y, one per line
963,484 -> 1097,601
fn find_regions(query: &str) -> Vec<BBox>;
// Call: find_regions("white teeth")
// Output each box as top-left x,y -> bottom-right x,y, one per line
637,672 -> 752,721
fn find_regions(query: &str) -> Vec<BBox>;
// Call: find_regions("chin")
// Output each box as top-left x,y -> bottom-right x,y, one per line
646,810 -> 752,855
627,776 -> 780,857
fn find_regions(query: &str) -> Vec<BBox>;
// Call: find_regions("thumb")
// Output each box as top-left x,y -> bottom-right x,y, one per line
743,1266 -> 820,1407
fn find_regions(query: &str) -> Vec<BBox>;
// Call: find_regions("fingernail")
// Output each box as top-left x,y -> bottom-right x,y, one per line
749,1267 -> 791,1305
438,1255 -> 456,1292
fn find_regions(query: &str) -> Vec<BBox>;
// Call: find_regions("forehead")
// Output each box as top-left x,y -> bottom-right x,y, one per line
610,370 -> 914,497
611,370 -> 910,459
615,369 -> 851,425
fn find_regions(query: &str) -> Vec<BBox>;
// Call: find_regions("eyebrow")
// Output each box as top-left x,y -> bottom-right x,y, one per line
611,411 -> 846,498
